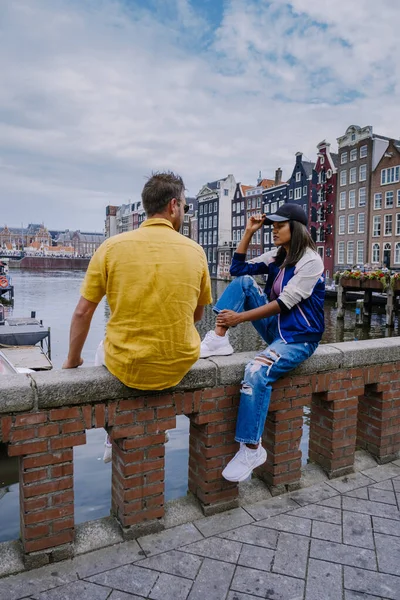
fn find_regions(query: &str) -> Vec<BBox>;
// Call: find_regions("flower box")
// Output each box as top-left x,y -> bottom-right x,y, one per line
361,279 -> 384,291
340,277 -> 361,288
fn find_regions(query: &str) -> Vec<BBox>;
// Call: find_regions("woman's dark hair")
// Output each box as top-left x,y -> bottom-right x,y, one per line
275,220 -> 317,268
142,171 -> 185,217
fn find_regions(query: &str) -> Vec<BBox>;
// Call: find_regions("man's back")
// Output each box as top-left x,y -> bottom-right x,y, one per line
81,218 -> 212,389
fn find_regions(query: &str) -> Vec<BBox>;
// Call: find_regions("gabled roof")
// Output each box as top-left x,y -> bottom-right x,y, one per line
258,179 -> 275,189
330,153 -> 339,168
241,185 -> 253,193
302,161 -> 314,178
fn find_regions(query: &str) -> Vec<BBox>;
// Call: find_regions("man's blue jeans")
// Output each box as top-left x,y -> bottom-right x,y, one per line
214,276 -> 318,445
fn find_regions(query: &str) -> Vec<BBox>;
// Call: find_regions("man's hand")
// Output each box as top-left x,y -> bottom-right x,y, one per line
216,309 -> 243,327
245,214 -> 266,234
62,357 -> 84,369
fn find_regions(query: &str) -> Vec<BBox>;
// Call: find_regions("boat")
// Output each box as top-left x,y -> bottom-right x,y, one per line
0,259 -> 14,301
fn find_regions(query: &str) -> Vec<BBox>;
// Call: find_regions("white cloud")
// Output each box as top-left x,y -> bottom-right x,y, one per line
0,0 -> 399,230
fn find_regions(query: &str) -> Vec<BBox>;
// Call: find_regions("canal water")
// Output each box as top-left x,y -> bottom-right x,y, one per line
0,270 -> 398,543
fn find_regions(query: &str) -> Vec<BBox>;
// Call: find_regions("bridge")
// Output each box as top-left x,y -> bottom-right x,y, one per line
1,339 -> 400,597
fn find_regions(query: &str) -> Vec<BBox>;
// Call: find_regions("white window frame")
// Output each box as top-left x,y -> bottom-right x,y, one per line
385,191 -> 394,208
357,240 -> 364,265
372,243 -> 380,263
289,189 -> 293,199
303,186 -> 307,196
395,242 -> 400,264
348,214 -> 355,234
358,213 -> 365,234
347,241 -> 354,265
340,170 -> 347,186
349,190 -> 356,208
374,193 -> 382,210
341,152 -> 347,164
294,187 -> 302,200
396,213 -> 400,236
339,192 -> 346,210
359,164 -> 367,182
358,187 -> 366,207
350,148 -> 357,161
337,241 -> 345,264
296,172 -> 301,182
373,215 -> 381,237
360,145 -> 368,158
338,215 -> 345,235
384,214 -> 393,236
349,167 -> 357,184
381,166 -> 400,185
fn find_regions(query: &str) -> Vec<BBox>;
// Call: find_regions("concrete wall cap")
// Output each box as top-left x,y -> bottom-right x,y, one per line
0,373 -> 34,415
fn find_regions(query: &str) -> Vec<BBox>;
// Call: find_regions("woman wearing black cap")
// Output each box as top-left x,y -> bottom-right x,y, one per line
200,203 -> 325,482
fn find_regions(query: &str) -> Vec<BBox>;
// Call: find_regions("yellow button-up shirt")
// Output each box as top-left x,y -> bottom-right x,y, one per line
81,219 -> 212,390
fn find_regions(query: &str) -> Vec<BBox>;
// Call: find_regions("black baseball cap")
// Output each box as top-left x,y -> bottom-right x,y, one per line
264,203 -> 308,226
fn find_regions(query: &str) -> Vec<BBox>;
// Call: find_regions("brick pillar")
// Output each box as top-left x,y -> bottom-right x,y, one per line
110,395 -> 176,539
255,375 -> 311,493
357,365 -> 400,463
188,385 -> 240,516
309,370 -> 362,478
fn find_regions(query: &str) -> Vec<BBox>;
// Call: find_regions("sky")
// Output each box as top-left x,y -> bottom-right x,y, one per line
1,0 -> 399,232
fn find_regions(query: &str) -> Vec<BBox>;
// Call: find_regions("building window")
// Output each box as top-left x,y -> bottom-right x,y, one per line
351,133 -> 356,141
349,167 -> 357,184
183,226 -> 189,236
357,240 -> 364,264
294,187 -> 301,200
348,215 -> 355,234
360,145 -> 368,158
395,242 -> 400,264
241,201 -> 244,211
350,148 -> 357,161
339,215 -> 345,234
207,248 -> 212,262
347,241 -> 354,264
213,215 -> 217,227
339,192 -> 346,210
340,170 -> 347,186
381,166 -> 400,185
317,246 -> 324,259
349,190 -> 356,208
341,152 -> 348,164
338,241 -> 345,264
271,202 -> 278,213
264,204 -> 270,213
264,231 -> 270,245
358,213 -> 365,233
396,214 -> 400,236
385,214 -> 393,235
232,216 -> 236,228
204,204 -> 208,214
385,191 -> 394,208
241,215 -> 245,226
372,243 -> 380,263
374,193 -> 382,209
251,199 -> 256,209
359,188 -> 366,207
289,189 -> 293,199
359,164 -> 367,181
303,186 -> 307,196
224,189 -> 228,196
200,205 -> 203,215
232,230 -> 236,242
214,201 -> 218,212
213,231 -> 217,244
279,200 -> 285,207
296,172 -> 301,182
208,216 -> 212,228
373,216 -> 381,237
257,198 -> 261,208
397,191 -> 400,207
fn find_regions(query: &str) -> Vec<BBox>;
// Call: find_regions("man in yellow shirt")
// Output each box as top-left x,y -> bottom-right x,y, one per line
63,172 -> 212,392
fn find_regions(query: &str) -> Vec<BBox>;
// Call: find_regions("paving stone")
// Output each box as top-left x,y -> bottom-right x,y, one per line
227,593 -> 262,600
238,544 -> 274,572
305,558 -> 342,600
289,504 -> 342,524
344,487 -> 369,500
375,533 -> 400,576
244,496 -> 300,521
373,516 -> 400,537
318,495 -> 342,508
138,523 -> 203,556
254,514 -> 311,536
345,591 -> 386,600
344,565 -> 400,599
272,532 -> 309,578
109,592 -> 151,600
342,497 -> 400,520
368,487 -> 397,505
31,581 -> 110,600
108,592 -> 146,600
0,561 -> 78,600
311,520 -> 342,543
187,558 -> 234,600
149,573 -> 193,600
194,508 -> 253,537
370,479 -> 395,491
180,537 -> 242,563
289,483 -> 338,506
362,464 -> 400,483
218,524 -> 279,549
342,511 -> 375,549
87,564 -> 158,597
231,566 -> 305,600
71,540 -> 143,578
136,550 -> 203,579
393,478 -> 400,492
326,473 -> 374,493
310,539 -> 376,570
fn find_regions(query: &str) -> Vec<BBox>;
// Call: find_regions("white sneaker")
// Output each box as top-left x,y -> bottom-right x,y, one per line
222,443 -> 267,482
103,435 -> 112,464
200,330 -> 234,358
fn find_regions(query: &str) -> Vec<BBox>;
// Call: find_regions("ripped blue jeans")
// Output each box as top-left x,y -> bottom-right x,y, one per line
214,275 -> 318,444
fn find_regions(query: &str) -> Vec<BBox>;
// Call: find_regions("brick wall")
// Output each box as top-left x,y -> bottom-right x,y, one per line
1,338 -> 400,566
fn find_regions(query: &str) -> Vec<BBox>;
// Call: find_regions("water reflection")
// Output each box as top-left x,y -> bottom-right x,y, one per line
1,271 -> 399,543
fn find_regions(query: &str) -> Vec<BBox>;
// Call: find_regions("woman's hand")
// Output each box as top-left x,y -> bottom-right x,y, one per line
216,310 -> 243,327
245,213 -> 266,234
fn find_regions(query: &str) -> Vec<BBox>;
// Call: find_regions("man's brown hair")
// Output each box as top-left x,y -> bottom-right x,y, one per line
142,171 -> 185,217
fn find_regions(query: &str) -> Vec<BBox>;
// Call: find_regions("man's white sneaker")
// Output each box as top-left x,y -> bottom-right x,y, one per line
200,330 -> 234,358
103,435 -> 112,464
222,443 -> 267,482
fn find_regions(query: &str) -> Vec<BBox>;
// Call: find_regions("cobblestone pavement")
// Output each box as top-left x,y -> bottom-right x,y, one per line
1,461 -> 400,600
